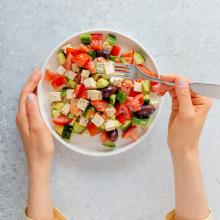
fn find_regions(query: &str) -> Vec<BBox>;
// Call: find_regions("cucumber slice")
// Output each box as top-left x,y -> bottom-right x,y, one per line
61,125 -> 73,140
60,87 -> 68,98
142,80 -> 150,94
144,94 -> 150,105
109,55 -> 120,62
67,113 -> 74,119
95,63 -> 105,74
96,78 -> 109,89
54,125 -> 64,135
57,52 -> 66,65
109,94 -> 116,106
121,120 -> 132,131
98,124 -> 105,131
107,34 -> 116,46
52,102 -> 64,110
87,50 -> 97,60
83,106 -> 95,119
103,140 -> 116,148
72,121 -> 87,133
116,90 -> 127,104
80,33 -> 91,45
67,79 -> 76,89
132,113 -> 150,127
114,120 -> 121,128
51,109 -> 60,118
133,51 -> 145,65
92,73 -> 100,81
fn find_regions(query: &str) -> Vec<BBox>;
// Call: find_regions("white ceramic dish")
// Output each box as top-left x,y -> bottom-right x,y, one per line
38,29 -> 162,157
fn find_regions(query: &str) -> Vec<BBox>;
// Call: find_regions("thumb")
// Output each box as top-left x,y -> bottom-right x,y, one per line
26,93 -> 44,131
175,78 -> 193,114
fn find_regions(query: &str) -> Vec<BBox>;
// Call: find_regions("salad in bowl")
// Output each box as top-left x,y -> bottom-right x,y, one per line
38,30 -> 161,156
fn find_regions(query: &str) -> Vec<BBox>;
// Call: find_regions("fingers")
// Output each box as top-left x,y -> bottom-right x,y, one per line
175,78 -> 194,114
16,69 -> 42,136
18,69 -> 42,114
26,93 -> 45,132
152,75 -> 178,95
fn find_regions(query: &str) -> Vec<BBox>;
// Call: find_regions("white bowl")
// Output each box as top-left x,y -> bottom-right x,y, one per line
38,29 -> 162,157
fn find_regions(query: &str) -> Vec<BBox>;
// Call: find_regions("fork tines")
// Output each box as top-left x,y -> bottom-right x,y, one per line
115,64 -> 130,73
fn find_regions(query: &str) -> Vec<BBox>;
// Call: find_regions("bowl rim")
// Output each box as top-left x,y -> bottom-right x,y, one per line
38,28 -> 163,157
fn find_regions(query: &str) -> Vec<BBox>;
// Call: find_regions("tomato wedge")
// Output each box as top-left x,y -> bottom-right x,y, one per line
51,75 -> 66,89
121,50 -> 134,57
90,100 -> 108,112
129,90 -> 141,97
72,53 -> 92,67
73,84 -> 85,98
116,113 -> 126,124
115,103 -> 132,120
84,61 -> 96,74
44,70 -> 58,82
122,125 -> 138,141
110,45 -> 121,56
101,131 -> 108,143
70,99 -> 80,115
120,79 -> 133,95
66,47 -> 81,56
137,64 -> 159,87
125,93 -> 144,112
53,115 -> 72,126
91,33 -> 103,50
79,43 -> 90,53
64,53 -> 73,70
87,122 -> 100,136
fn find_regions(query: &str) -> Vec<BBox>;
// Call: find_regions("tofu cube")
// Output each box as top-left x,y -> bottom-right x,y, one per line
79,117 -> 89,126
65,70 -> 76,80
104,120 -> 116,131
81,69 -> 90,83
72,63 -> 80,73
49,92 -> 61,102
91,113 -> 105,127
77,98 -> 89,111
84,77 -> 97,89
86,90 -> 102,101
110,76 -> 123,87
105,107 -> 116,117
60,103 -> 70,115
62,43 -> 73,54
104,62 -> 115,75
56,65 -> 66,75
66,89 -> 74,99
134,81 -> 142,92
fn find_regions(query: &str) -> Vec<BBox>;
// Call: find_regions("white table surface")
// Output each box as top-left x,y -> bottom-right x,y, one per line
0,0 -> 220,219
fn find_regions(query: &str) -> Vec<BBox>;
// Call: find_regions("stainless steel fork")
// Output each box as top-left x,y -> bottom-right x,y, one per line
114,63 -> 220,99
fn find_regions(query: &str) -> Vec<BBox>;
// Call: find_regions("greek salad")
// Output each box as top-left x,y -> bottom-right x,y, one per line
44,32 -> 158,148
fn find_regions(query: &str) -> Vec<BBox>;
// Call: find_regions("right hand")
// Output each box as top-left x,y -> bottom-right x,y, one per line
152,75 -> 212,156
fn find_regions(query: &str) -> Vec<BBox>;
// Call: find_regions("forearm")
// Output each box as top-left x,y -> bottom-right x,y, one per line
27,168 -> 54,220
171,149 -> 209,220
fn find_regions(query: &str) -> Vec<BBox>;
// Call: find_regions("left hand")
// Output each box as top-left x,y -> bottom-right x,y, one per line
16,69 -> 54,174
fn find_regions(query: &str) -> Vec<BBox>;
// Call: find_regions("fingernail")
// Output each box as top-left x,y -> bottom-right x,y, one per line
177,78 -> 187,87
27,93 -> 35,102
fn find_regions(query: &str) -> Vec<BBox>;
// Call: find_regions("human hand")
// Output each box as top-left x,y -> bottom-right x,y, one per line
16,69 -> 54,174
153,75 -> 212,157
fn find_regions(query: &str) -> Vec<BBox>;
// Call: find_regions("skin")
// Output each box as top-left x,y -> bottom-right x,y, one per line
16,70 -> 212,220
153,75 -> 212,220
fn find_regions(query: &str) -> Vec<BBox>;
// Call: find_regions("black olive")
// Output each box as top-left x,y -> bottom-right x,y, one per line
102,85 -> 117,99
136,104 -> 155,118
107,129 -> 118,142
96,50 -> 110,59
